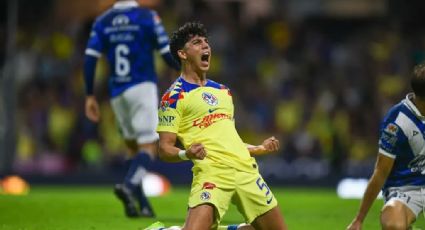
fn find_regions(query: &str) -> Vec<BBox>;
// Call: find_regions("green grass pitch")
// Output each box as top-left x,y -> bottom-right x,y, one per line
0,186 -> 424,230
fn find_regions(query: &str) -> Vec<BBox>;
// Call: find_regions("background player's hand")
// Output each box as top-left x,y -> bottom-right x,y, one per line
186,143 -> 207,160
85,96 -> 100,122
346,219 -> 362,230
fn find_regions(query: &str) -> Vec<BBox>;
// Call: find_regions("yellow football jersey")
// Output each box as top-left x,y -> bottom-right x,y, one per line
157,77 -> 258,173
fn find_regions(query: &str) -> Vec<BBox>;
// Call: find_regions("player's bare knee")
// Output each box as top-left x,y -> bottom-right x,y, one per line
381,220 -> 407,230
381,208 -> 407,230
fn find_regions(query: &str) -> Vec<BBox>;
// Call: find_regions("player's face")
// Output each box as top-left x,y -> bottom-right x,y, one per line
182,35 -> 211,72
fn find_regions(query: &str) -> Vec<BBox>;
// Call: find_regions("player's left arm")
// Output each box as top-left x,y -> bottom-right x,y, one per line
150,11 -> 180,71
246,136 -> 280,156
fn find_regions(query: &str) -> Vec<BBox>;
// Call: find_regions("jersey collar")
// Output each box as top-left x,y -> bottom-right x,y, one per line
403,93 -> 425,120
179,76 -> 214,88
113,0 -> 138,9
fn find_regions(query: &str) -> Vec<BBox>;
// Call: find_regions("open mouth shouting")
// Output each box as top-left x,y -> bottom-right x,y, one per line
201,51 -> 210,66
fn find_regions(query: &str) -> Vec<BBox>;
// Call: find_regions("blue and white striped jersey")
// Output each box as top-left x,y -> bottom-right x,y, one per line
85,0 -> 176,97
379,93 -> 425,190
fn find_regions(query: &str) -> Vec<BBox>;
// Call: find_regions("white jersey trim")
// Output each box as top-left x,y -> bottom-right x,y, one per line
403,93 -> 425,119
379,149 -> 396,159
113,0 -> 138,9
85,48 -> 102,58
159,45 -> 170,54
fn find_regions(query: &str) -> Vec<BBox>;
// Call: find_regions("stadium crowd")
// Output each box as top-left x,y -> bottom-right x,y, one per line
4,0 -> 425,183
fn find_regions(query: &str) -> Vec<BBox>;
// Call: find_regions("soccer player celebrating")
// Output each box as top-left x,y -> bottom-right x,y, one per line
83,0 -> 179,218
156,22 -> 288,230
347,63 -> 425,230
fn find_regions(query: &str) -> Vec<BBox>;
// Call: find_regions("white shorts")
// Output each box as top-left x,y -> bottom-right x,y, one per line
110,82 -> 159,144
384,186 -> 425,217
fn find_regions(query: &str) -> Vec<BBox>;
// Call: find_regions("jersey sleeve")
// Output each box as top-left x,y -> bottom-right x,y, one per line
85,21 -> 104,58
157,91 -> 182,133
378,119 -> 407,159
149,10 -> 170,54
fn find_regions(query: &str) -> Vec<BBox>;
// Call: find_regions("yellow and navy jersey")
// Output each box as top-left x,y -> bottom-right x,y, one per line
157,77 -> 258,173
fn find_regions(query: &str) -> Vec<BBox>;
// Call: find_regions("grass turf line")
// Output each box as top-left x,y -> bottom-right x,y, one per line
0,186 -> 424,230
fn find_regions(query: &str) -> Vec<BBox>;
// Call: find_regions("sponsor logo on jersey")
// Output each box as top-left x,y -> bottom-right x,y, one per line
408,155 -> 425,174
202,92 -> 218,106
267,197 -> 273,204
200,191 -> 211,201
380,132 -> 398,147
112,15 -> 130,26
158,115 -> 175,126
208,108 -> 219,113
193,113 -> 232,128
202,182 -> 216,190
384,123 -> 399,135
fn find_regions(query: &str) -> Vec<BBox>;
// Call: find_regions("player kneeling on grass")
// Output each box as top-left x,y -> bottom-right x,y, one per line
155,22 -> 287,230
347,63 -> 425,230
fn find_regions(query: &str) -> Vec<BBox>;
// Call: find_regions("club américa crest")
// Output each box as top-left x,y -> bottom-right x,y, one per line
202,92 -> 218,106
200,191 -> 211,201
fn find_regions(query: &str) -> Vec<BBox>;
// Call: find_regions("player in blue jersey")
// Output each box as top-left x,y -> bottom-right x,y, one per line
347,63 -> 425,230
83,0 -> 179,218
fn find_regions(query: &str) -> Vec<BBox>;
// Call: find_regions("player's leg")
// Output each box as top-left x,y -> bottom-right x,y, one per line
250,206 -> 287,230
183,204 -> 215,230
183,206 -> 253,230
380,200 -> 416,230
110,94 -> 141,217
121,139 -> 156,217
113,138 -> 155,217
380,188 -> 422,230
128,82 -> 160,216
186,165 -> 236,229
110,84 -> 157,217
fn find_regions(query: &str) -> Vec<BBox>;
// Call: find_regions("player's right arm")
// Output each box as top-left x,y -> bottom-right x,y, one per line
158,132 -> 207,162
346,153 -> 394,230
157,89 -> 205,162
83,20 -> 104,122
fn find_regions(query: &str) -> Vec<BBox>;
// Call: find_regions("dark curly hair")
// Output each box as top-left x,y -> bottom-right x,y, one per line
411,62 -> 425,98
170,22 -> 208,64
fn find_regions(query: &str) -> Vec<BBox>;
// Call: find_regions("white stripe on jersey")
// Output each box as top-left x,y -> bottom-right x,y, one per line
159,45 -> 170,54
379,148 -> 396,159
113,0 -> 138,9
395,112 -> 425,157
85,48 -> 102,58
